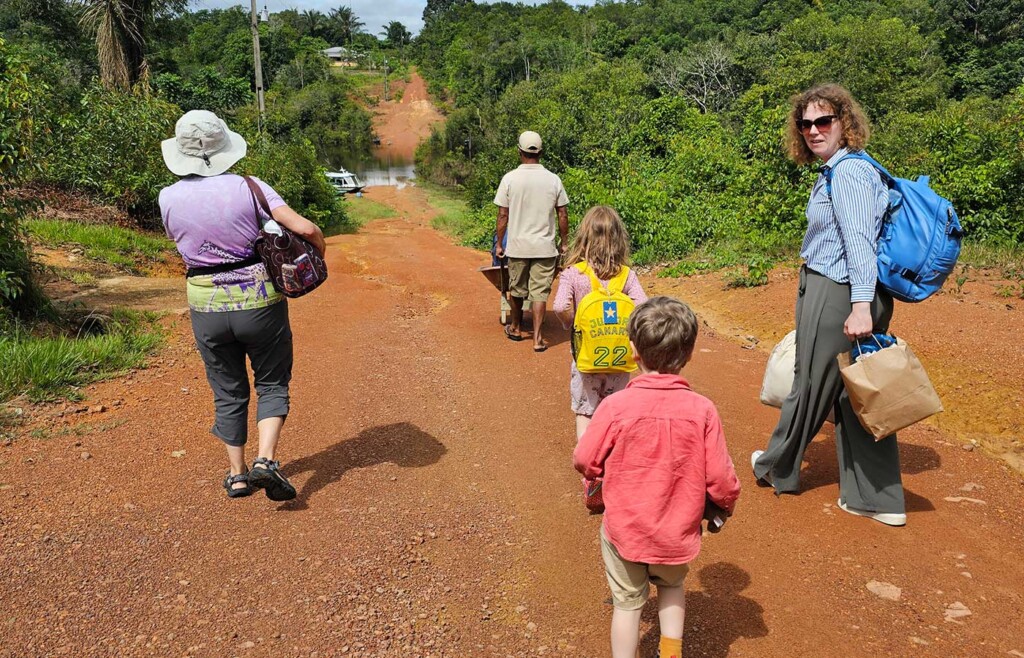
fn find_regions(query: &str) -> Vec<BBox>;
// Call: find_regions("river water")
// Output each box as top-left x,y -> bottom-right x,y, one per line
327,147 -> 416,190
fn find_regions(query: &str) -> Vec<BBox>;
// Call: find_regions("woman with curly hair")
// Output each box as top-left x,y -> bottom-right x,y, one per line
751,84 -> 906,526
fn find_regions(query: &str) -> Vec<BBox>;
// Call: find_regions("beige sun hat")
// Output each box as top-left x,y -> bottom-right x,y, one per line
161,110 -> 247,177
518,130 -> 542,153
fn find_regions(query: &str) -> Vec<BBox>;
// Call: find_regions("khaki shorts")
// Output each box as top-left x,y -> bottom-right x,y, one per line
507,257 -> 557,303
600,526 -> 689,611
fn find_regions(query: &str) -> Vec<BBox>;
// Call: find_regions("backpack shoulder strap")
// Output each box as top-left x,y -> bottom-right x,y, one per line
823,151 -> 893,198
242,175 -> 273,228
575,261 -> 607,293
606,267 -> 629,294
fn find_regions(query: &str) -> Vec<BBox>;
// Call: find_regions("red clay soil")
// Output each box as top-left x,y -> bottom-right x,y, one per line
2,185 -> 1023,657
648,266 -> 1024,474
3,74 -> 1023,657
371,69 -> 444,161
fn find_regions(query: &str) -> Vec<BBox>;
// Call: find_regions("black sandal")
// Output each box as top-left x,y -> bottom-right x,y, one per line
223,470 -> 253,498
248,457 -> 297,502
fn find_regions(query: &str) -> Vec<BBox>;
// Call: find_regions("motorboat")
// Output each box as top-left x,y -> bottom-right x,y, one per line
325,169 -> 365,195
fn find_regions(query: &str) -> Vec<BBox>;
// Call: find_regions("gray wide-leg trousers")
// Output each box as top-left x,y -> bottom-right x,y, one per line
753,267 -> 905,514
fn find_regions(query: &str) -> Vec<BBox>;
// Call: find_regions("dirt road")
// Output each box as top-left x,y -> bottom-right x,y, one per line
3,183 -> 1023,657
3,72 -> 1023,657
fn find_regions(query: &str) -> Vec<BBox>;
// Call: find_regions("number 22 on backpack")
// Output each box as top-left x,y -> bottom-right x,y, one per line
571,263 -> 637,374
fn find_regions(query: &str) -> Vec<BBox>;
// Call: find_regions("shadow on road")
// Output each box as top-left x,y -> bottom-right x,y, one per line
640,562 -> 767,658
278,422 -> 446,510
800,435 -> 941,496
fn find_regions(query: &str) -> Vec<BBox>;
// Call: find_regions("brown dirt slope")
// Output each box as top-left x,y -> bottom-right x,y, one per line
372,68 -> 444,161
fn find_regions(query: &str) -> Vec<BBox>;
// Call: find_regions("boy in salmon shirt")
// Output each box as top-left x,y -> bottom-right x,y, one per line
573,296 -> 741,658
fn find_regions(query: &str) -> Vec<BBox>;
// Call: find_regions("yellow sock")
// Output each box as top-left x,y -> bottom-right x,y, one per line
658,636 -> 683,658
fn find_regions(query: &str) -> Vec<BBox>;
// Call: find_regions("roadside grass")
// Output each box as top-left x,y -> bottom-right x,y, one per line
959,242 -> 1024,275
49,268 -> 99,286
421,183 -> 491,250
0,309 -> 164,404
26,219 -> 174,272
343,195 -> 398,226
659,238 -> 1023,290
416,182 -> 1023,288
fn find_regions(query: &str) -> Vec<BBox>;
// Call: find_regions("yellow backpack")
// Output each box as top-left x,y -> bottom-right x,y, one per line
571,262 -> 637,374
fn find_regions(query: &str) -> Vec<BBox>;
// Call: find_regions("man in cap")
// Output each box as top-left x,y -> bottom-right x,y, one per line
494,130 -> 569,352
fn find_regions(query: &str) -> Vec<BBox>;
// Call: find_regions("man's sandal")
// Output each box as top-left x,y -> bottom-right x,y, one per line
223,470 -> 253,498
247,457 -> 297,502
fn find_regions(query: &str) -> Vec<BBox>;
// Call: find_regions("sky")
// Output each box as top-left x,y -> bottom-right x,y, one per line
188,0 -> 594,38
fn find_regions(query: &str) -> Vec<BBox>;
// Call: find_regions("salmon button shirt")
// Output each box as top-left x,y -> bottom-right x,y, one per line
573,373 -> 741,564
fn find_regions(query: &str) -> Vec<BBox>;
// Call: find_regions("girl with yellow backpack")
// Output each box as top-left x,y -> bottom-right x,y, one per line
554,206 -> 648,506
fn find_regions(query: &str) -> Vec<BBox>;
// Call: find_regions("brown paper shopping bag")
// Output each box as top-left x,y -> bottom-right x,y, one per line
837,337 -> 943,440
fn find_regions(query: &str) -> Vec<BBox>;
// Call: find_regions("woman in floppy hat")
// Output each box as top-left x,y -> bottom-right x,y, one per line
159,110 -> 326,501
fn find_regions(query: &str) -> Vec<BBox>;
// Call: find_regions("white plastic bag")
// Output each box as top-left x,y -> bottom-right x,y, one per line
760,330 -> 834,423
760,330 -> 796,408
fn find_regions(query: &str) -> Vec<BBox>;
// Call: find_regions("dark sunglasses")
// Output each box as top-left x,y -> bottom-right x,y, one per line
796,115 -> 838,133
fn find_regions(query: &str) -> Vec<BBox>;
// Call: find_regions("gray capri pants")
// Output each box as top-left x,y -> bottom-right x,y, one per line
189,301 -> 293,447
753,267 -> 904,514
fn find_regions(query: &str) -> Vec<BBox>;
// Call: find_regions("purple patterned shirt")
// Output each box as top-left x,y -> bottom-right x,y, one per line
160,174 -> 287,312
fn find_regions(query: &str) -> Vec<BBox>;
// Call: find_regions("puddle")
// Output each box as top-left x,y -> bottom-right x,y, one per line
328,147 -> 416,190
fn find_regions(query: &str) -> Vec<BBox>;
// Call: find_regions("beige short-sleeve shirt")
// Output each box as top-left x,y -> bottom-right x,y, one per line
493,164 -> 569,258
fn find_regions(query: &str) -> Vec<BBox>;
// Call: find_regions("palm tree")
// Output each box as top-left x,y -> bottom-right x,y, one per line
381,21 -> 411,48
78,0 -> 150,90
328,6 -> 364,46
301,9 -> 327,39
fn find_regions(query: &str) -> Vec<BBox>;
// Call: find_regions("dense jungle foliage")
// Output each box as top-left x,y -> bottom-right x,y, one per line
0,0 -> 405,320
414,0 -> 1024,264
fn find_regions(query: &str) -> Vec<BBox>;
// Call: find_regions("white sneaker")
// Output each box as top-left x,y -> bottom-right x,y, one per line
837,498 -> 906,527
751,450 -> 772,487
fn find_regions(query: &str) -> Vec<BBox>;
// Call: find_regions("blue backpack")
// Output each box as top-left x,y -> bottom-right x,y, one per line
824,152 -> 963,303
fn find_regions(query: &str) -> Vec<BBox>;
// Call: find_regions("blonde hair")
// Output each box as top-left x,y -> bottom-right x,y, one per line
565,205 -> 631,280
785,83 -> 872,166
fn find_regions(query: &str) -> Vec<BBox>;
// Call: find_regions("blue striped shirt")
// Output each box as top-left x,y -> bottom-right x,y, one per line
801,148 -> 889,303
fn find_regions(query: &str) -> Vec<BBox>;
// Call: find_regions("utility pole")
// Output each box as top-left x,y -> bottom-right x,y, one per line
250,0 -> 266,130
383,56 -> 389,102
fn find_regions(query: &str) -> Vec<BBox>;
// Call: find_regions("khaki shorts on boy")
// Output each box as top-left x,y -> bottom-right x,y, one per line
600,526 -> 689,611
508,256 -> 557,303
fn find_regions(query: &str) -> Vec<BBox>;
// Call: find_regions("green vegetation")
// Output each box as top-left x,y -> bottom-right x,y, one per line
415,0 -> 1024,273
1,1 -> 420,322
420,183 -> 481,247
26,219 -> 174,271
0,310 -> 164,403
0,36 -> 49,322
343,196 -> 398,226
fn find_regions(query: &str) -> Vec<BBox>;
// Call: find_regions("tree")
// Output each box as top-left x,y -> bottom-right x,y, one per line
327,6 -> 363,46
652,42 -> 739,114
300,9 -> 326,39
422,0 -> 473,28
1,37 -> 50,317
275,36 -> 330,90
381,21 -> 411,52
78,0 -> 150,90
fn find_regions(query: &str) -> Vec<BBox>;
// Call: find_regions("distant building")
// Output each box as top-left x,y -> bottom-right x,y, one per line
322,46 -> 363,67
